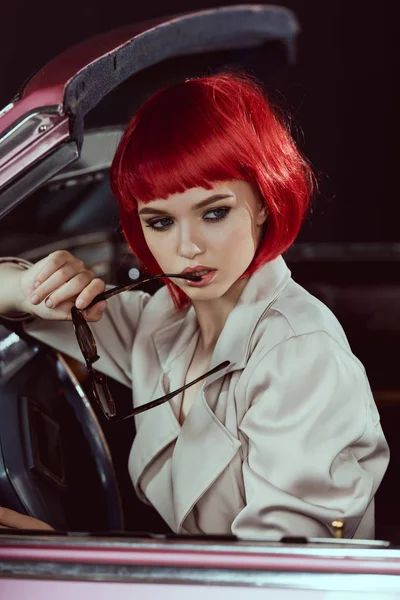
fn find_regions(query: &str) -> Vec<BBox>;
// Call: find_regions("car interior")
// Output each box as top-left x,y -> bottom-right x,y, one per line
0,6 -> 398,542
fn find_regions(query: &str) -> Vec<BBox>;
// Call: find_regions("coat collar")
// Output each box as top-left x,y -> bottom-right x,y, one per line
151,255 -> 291,384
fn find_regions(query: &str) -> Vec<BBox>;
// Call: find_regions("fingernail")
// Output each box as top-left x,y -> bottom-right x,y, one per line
31,295 -> 39,304
76,299 -> 85,309
45,298 -> 53,308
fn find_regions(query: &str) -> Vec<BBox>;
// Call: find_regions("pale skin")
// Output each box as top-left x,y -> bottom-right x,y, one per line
0,179 -> 267,528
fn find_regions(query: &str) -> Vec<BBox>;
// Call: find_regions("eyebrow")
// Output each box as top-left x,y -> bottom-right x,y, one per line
138,194 -> 234,216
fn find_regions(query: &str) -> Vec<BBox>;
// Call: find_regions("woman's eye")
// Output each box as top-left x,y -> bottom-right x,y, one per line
203,207 -> 230,221
145,217 -> 173,231
145,207 -> 230,231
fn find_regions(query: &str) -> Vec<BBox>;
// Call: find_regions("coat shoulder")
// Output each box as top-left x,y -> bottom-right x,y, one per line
251,279 -> 352,357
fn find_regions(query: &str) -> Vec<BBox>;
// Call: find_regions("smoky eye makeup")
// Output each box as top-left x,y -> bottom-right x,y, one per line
144,206 -> 231,231
203,207 -> 231,220
144,216 -> 173,230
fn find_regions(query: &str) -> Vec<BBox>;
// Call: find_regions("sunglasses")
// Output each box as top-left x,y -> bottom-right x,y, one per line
71,273 -> 230,420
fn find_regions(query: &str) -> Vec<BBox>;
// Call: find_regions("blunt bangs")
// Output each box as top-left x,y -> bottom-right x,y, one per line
110,72 -> 314,311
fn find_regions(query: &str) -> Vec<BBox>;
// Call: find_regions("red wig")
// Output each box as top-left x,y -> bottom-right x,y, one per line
110,72 -> 314,310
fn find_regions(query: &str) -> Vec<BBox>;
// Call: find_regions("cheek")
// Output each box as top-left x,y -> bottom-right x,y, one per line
142,228 -> 168,254
139,229 -> 168,270
214,217 -> 256,253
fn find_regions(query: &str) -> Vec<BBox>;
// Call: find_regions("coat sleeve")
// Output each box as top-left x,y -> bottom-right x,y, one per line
22,290 -> 151,387
232,332 -> 390,539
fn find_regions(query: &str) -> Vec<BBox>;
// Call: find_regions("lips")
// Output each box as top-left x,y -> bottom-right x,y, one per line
185,269 -> 217,287
181,265 -> 216,277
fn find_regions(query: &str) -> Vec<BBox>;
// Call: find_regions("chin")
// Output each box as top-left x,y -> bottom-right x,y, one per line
186,282 -> 235,302
185,288 -> 221,300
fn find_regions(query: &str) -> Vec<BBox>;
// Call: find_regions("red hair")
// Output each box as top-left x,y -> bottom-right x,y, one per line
110,72 -> 314,310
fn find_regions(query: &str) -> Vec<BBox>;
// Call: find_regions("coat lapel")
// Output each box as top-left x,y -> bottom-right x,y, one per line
128,373 -> 180,530
152,305 -> 197,370
172,384 -> 242,532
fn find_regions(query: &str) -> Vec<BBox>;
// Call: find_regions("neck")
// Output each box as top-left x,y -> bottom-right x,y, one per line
192,277 -> 249,353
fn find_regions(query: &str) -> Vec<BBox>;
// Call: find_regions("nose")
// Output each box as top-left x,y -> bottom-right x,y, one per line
177,222 -> 203,259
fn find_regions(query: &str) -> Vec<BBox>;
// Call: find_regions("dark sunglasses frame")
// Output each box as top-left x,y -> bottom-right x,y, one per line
71,273 -> 230,420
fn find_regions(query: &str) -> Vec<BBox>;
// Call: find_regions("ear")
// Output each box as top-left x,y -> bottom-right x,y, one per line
256,204 -> 268,226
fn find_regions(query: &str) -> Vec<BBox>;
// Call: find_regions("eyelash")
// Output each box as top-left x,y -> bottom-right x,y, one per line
145,207 -> 231,232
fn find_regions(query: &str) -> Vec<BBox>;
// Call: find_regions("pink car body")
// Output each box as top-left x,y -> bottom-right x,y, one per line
1,532 -> 399,597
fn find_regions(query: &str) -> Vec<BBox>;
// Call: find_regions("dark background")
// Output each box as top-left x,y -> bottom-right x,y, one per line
0,1 -> 395,244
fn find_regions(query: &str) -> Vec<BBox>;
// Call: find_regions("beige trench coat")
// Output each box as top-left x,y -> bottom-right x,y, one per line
15,256 -> 389,539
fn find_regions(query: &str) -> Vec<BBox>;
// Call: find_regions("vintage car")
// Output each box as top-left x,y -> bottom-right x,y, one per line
1,4 -> 400,597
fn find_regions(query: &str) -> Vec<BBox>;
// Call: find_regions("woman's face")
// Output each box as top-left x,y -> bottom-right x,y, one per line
137,180 -> 268,302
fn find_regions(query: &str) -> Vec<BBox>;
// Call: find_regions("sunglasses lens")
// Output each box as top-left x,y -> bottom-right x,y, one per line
77,324 -> 97,359
92,378 -> 116,418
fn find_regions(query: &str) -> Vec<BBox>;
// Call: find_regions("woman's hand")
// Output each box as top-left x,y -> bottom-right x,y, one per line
0,506 -> 54,530
18,250 -> 107,322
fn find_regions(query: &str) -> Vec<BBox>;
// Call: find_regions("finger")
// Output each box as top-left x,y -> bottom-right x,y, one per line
83,300 -> 108,322
74,278 -> 106,310
31,260 -> 87,305
43,299 -> 75,320
46,272 -> 95,309
42,271 -> 96,309
31,251 -> 75,289
0,506 -> 53,530
47,298 -> 107,322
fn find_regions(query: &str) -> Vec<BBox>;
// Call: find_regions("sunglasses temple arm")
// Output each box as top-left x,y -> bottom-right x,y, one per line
86,274 -> 195,309
86,279 -> 153,308
119,361 -> 230,421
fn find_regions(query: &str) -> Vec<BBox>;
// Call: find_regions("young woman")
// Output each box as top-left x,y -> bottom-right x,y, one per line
0,72 -> 389,538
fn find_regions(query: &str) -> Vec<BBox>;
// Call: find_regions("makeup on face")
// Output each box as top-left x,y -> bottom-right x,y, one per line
185,270 -> 218,287
139,194 -> 235,234
137,181 -> 267,298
